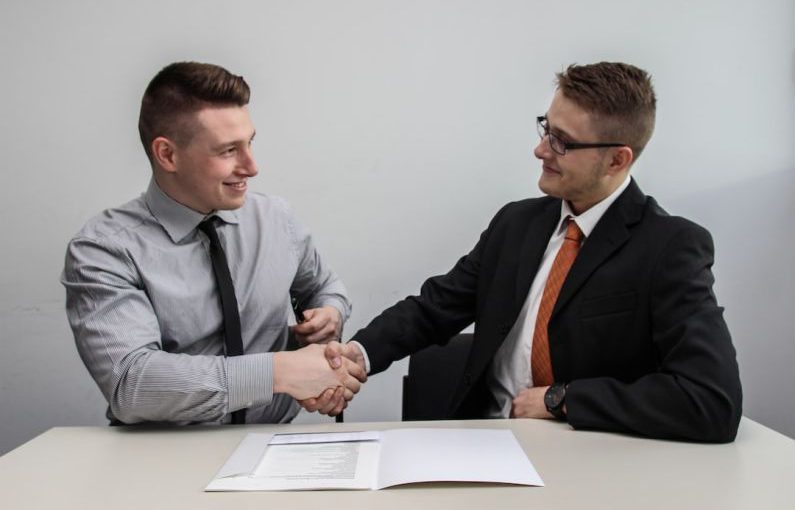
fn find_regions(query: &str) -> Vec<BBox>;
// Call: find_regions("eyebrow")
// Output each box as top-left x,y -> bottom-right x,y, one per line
211,130 -> 256,151
545,115 -> 576,141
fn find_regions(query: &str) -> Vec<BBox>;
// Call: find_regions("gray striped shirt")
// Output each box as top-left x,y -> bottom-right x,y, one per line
61,179 -> 350,425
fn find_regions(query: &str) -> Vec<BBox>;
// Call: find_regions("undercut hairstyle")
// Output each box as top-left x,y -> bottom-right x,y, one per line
556,62 -> 656,160
138,61 -> 250,164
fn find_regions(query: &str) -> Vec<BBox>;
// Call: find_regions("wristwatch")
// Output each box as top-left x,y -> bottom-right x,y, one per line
544,383 -> 567,419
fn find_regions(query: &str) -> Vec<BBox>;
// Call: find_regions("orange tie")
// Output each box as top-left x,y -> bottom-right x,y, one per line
531,218 -> 584,387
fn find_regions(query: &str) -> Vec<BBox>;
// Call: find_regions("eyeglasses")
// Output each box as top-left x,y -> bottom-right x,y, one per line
536,116 -> 626,156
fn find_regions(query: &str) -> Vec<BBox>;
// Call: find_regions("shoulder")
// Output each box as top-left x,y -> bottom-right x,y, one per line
612,182 -> 712,245
63,196 -> 153,279
640,196 -> 712,242
501,195 -> 558,215
487,195 -> 559,229
69,195 -> 152,249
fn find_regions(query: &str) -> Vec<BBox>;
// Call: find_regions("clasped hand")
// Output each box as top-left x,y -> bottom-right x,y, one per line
298,341 -> 367,415
274,304 -> 367,415
273,341 -> 367,416
282,306 -> 368,416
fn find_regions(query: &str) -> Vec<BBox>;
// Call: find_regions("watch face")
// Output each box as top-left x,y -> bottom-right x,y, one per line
545,384 -> 565,410
547,388 -> 563,407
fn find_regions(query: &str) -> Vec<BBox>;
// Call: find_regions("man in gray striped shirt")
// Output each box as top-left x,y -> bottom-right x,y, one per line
61,62 -> 364,425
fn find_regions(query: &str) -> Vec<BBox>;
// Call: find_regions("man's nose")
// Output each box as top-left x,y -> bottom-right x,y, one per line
533,136 -> 551,160
238,147 -> 258,176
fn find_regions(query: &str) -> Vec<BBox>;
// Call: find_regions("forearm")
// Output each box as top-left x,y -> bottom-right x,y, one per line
108,350 -> 274,424
354,277 -> 477,374
565,300 -> 742,442
566,367 -> 741,442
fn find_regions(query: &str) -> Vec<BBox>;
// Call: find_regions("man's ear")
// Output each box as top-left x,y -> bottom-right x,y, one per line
151,137 -> 178,173
607,146 -> 634,175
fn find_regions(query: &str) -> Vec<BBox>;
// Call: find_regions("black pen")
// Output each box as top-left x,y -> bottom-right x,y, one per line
291,297 -> 305,324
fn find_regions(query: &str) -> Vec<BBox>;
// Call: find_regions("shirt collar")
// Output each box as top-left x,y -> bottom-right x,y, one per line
556,174 -> 632,239
144,178 -> 240,243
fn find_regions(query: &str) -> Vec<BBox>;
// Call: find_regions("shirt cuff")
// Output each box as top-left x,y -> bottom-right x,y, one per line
347,340 -> 371,374
226,353 -> 273,414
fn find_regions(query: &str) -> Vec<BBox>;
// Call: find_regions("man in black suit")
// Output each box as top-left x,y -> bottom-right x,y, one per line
322,62 -> 742,442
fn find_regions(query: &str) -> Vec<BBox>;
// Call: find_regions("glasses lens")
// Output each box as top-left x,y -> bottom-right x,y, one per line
537,117 -> 565,155
548,132 -> 565,155
536,119 -> 545,142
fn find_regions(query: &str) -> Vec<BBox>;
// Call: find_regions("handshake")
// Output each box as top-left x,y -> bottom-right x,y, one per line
273,341 -> 367,416
272,305 -> 367,416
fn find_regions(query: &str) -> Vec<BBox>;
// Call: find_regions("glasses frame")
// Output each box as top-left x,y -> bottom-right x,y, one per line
536,116 -> 626,156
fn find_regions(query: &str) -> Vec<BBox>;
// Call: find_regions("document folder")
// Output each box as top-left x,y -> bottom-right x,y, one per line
206,428 -> 544,491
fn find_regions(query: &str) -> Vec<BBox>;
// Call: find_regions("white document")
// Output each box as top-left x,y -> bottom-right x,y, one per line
206,428 -> 544,491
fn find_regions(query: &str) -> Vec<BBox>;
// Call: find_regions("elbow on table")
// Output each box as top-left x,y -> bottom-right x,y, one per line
688,389 -> 743,443
108,387 -> 151,425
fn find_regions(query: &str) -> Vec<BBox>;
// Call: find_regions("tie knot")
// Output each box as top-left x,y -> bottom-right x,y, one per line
565,218 -> 583,243
198,216 -> 220,237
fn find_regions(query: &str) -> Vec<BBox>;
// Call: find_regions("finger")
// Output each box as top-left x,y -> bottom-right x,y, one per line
342,387 -> 354,401
330,398 -> 345,416
292,320 -> 322,336
300,397 -> 320,412
309,388 -> 335,413
343,356 -> 367,383
319,387 -> 344,415
301,308 -> 327,328
305,324 -> 338,344
325,342 -> 343,369
295,308 -> 332,336
318,389 -> 343,415
318,397 -> 337,415
328,394 -> 347,416
341,369 -> 362,394
318,388 -> 337,412
342,342 -> 366,368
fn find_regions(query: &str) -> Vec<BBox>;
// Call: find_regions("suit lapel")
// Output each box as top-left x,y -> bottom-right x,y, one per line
514,200 -> 561,307
552,179 -> 647,317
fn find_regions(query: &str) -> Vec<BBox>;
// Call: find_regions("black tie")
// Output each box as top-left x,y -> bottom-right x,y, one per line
198,218 -> 246,425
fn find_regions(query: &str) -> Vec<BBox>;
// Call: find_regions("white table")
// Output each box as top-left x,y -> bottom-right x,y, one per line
1,418 -> 792,509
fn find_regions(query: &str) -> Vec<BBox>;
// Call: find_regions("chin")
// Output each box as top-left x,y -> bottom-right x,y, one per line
537,179 -> 560,199
217,196 -> 247,211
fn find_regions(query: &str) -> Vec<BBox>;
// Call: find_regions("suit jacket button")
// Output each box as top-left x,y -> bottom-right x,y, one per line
498,322 -> 512,335
463,373 -> 472,386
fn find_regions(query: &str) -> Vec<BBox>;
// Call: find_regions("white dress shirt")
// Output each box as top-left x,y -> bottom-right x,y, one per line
487,175 -> 631,417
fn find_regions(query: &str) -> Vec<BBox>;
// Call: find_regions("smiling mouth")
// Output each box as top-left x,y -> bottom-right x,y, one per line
224,181 -> 247,190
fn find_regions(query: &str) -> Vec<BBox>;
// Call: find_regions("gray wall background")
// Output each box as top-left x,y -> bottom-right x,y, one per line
1,0 -> 793,455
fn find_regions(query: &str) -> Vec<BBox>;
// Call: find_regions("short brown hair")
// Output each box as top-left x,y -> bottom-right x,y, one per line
138,62 -> 250,163
556,62 -> 656,160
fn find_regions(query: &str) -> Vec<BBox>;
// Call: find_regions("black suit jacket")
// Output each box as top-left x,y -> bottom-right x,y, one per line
354,179 -> 742,442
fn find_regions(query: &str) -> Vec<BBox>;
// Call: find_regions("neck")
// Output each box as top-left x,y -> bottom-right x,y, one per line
152,171 -> 211,215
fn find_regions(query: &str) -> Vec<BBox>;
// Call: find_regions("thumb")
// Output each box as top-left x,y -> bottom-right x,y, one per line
324,341 -> 342,369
